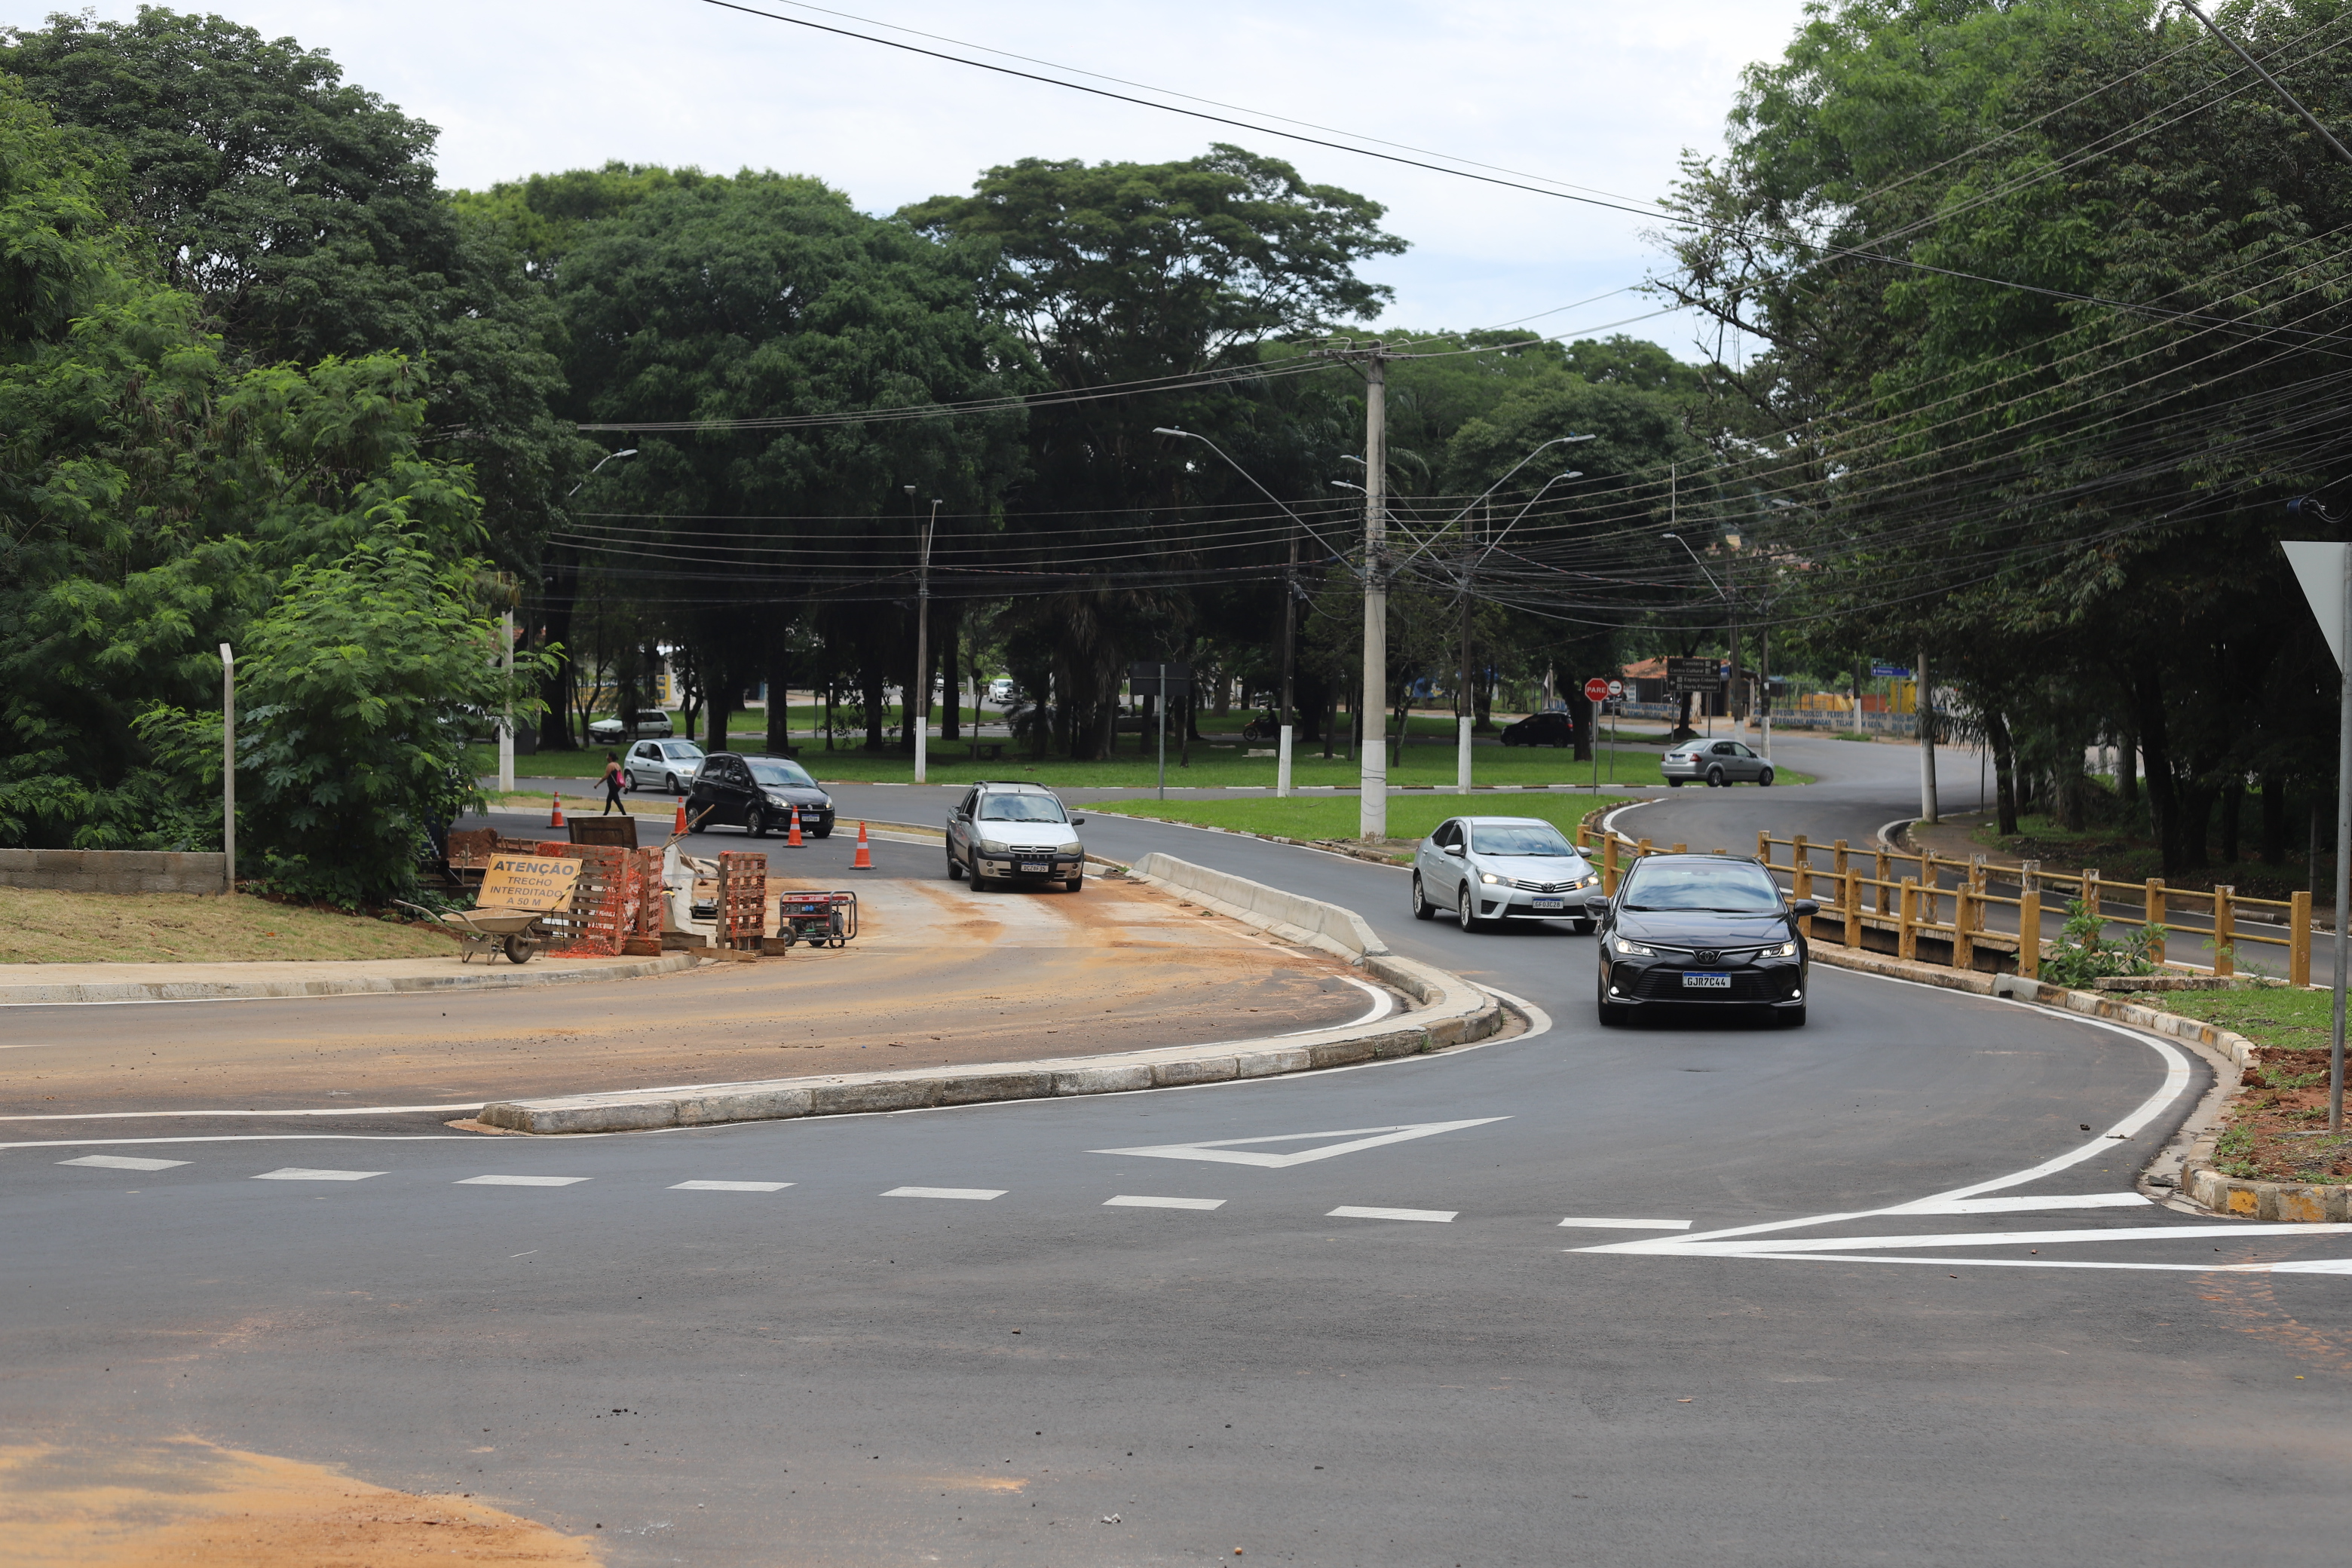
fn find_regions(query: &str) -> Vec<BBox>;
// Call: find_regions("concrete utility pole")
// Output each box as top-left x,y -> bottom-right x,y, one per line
1360,348 -> 1389,840
1279,528 -> 1298,798
219,643 -> 235,896
913,497 -> 940,784
1919,650 -> 1940,824
498,610 -> 516,795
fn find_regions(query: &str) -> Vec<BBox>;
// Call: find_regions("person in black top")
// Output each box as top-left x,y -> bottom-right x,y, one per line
600,752 -> 627,814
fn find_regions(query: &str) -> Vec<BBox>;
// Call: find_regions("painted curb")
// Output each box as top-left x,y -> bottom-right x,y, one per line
1805,943 -> 2346,1220
0,951 -> 701,1006
477,859 -> 1505,1135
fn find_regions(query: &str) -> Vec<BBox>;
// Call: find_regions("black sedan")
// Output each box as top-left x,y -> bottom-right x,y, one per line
1588,853 -> 1815,1027
685,752 -> 836,839
1499,710 -> 1578,748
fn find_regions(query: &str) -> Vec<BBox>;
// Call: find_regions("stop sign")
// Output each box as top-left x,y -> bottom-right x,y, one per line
1583,676 -> 1611,703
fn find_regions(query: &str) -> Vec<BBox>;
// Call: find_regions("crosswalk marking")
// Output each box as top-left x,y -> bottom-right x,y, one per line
60,1154 -> 187,1171
884,1185 -> 1004,1200
670,1180 -> 793,1193
1328,1205 -> 1455,1223
456,1174 -> 591,1187
253,1168 -> 384,1181
1104,1195 -> 1224,1211
1557,1217 -> 1692,1230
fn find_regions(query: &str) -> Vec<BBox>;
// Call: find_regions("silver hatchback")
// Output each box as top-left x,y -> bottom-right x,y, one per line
1661,739 -> 1775,788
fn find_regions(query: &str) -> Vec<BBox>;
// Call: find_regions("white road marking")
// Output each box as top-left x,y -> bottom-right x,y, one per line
1680,1222 -> 2352,1256
59,1154 -> 188,1171
671,1180 -> 793,1192
883,1185 -> 1005,1200
1104,1195 -> 1225,1210
1095,1117 -> 1508,1168
252,1168 -> 383,1181
1885,1193 -> 2150,1215
3,1135 -> 488,1150
1558,1217 -> 1692,1230
1279,977 -> 1391,1034
1328,1205 -> 1456,1223
456,1174 -> 591,1187
2,1103 -> 484,1121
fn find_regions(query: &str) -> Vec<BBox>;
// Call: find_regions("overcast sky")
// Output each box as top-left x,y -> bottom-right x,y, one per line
26,1 -> 1818,356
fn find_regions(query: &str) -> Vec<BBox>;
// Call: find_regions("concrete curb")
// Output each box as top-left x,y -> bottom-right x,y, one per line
477,857 -> 1506,1135
0,951 -> 702,1006
1804,943 -> 2349,1220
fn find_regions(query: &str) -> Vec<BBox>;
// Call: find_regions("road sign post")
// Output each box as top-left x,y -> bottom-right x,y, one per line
1606,680 -> 1623,783
1584,677 -> 1611,793
2284,539 -> 2351,1132
1130,663 -> 1193,804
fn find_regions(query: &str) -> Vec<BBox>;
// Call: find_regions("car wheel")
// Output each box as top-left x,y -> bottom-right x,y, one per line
967,852 -> 991,890
813,825 -> 832,839
946,847 -> 964,881
1064,874 -> 1084,893
1706,765 -> 1726,787
748,807 -> 768,838
1668,777 -> 1683,788
664,773 -> 681,794
1459,883 -> 1484,933
1758,766 -> 1775,786
1411,874 -> 1436,920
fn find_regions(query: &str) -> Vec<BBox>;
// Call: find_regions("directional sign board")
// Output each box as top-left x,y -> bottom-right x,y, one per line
2283,541 -> 2348,671
1583,676 -> 1612,703
1664,656 -> 1722,695
1127,662 -> 1193,698
1870,663 -> 1912,679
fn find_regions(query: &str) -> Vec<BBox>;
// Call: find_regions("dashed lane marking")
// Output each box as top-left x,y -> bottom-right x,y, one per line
883,1186 -> 1005,1200
1328,1205 -> 1455,1223
252,1168 -> 384,1181
1095,1118 -> 1508,1169
1558,1217 -> 1692,1230
455,1174 -> 591,1187
59,1154 -> 187,1171
1104,1195 -> 1225,1210
671,1180 -> 793,1192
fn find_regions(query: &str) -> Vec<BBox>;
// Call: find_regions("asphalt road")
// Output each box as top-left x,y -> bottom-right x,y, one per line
7,745 -> 2352,1564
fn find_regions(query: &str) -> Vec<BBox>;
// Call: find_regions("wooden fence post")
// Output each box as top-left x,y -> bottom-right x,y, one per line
1876,850 -> 1892,914
1757,829 -> 1771,863
2145,878 -> 2166,966
2292,890 -> 2313,988
1845,868 -> 1862,948
1955,887 -> 1977,972
1833,838 -> 1849,877
2213,885 -> 2234,978
1576,823 -> 1591,850
1671,843 -> 1687,855
1603,835 -> 1620,896
1639,838 -> 1652,859
2082,868 -> 2101,929
1898,878 -> 1919,962
2019,890 -> 2041,978
1968,853 -> 1986,895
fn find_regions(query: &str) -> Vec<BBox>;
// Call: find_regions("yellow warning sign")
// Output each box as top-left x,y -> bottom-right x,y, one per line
476,854 -> 580,911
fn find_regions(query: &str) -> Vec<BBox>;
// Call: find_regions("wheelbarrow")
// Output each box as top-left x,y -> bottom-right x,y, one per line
775,890 -> 857,949
395,901 -> 554,964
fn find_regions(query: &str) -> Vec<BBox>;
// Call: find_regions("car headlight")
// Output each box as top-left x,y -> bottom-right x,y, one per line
1775,940 -> 1799,957
1613,936 -> 1654,956
765,794 -> 791,807
979,839 -> 1011,856
1480,871 -> 1502,885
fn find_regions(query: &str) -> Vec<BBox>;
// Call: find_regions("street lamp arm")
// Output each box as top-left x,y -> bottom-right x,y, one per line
1662,532 -> 1727,599
566,447 -> 639,498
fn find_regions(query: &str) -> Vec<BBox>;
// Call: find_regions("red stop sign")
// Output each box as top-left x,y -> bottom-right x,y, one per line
1583,677 -> 1611,702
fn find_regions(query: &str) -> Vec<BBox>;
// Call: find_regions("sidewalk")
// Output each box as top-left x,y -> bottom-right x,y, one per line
0,952 -> 697,1005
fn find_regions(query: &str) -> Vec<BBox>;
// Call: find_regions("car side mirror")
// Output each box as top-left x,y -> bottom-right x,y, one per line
1792,899 -> 1820,918
1441,843 -> 1465,857
1070,816 -> 1086,825
1585,896 -> 1611,917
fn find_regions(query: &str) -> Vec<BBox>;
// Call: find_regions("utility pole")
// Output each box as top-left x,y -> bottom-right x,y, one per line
219,643 -> 235,896
1279,528 -> 1298,798
1361,346 -> 1388,839
1919,649 -> 1940,823
913,497 -> 939,783
498,609 -> 516,795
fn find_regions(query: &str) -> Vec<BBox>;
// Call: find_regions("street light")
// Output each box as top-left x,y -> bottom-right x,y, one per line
538,446 -> 641,786
912,491 -> 942,783
566,447 -> 637,498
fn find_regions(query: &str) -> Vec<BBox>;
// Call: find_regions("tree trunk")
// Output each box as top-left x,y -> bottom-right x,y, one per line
2262,771 -> 2287,864
2118,722 -> 2139,804
942,608 -> 960,742
1984,709 -> 2020,836
861,654 -> 887,752
2132,671 -> 2185,874
765,645 -> 791,755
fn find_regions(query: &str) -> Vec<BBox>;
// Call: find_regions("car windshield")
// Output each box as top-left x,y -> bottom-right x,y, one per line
662,743 -> 703,758
746,758 -> 815,788
1471,824 -> 1576,857
978,793 -> 1067,822
1622,862 -> 1783,913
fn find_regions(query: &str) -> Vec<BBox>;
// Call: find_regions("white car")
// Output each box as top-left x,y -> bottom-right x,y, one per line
986,678 -> 1015,704
945,781 -> 1086,891
589,712 -> 674,743
623,738 -> 705,793
1410,816 -> 1600,933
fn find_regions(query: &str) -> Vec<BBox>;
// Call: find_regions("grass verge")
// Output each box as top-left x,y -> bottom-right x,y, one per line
0,887 -> 456,964
1090,793 -> 1643,862
2118,987 -> 2350,1184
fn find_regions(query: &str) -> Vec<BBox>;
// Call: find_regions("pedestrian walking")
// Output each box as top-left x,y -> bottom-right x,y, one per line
601,751 -> 627,814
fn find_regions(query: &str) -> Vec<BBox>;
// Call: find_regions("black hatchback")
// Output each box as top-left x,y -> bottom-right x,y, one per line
685,752 -> 835,839
1499,709 -> 1577,748
1588,854 -> 1816,1027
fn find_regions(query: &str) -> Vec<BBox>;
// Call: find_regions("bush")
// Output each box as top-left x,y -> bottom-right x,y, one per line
2039,898 -> 2166,989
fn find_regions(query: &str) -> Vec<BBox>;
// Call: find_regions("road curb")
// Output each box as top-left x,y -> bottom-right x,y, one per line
0,951 -> 702,1006
476,858 -> 1507,1135
1804,943 -> 2345,1220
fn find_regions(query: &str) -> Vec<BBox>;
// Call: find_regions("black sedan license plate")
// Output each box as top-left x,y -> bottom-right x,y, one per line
1019,862 -> 1049,873
1681,971 -> 1732,990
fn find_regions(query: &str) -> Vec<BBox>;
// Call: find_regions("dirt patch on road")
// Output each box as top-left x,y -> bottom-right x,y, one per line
0,1437 -> 596,1566
6,877 -> 1374,1116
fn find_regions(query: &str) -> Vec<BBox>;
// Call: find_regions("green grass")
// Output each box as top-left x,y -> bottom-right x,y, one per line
1088,792 -> 1643,848
2117,985 -> 2331,1054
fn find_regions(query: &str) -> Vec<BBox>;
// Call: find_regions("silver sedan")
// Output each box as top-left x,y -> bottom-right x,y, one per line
1661,738 -> 1775,787
1410,816 -> 1600,933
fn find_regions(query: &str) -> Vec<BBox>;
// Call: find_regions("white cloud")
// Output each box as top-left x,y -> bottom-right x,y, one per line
29,0 -> 1813,349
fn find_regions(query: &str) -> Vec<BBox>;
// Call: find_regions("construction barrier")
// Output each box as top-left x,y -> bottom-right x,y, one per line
716,850 -> 767,953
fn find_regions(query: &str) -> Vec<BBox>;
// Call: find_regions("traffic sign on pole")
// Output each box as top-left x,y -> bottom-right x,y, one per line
1606,679 -> 1624,699
1583,677 -> 1611,703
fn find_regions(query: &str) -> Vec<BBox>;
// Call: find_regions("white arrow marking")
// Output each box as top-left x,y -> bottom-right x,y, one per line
1093,1117 -> 1508,1168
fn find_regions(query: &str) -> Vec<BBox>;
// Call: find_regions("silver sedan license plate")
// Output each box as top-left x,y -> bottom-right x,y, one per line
1019,861 -> 1049,873
1532,898 -> 1566,911
1681,971 -> 1732,990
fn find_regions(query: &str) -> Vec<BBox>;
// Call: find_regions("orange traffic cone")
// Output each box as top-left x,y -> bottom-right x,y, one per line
550,792 -> 565,828
851,821 -> 873,869
787,806 -> 804,847
672,797 -> 688,835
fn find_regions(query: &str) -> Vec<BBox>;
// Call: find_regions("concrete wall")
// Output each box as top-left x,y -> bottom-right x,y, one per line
0,849 -> 228,895
1130,851 -> 1386,961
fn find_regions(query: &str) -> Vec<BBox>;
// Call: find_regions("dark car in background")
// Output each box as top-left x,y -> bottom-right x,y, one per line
1589,853 -> 1815,1027
684,752 -> 835,838
1499,710 -> 1578,748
